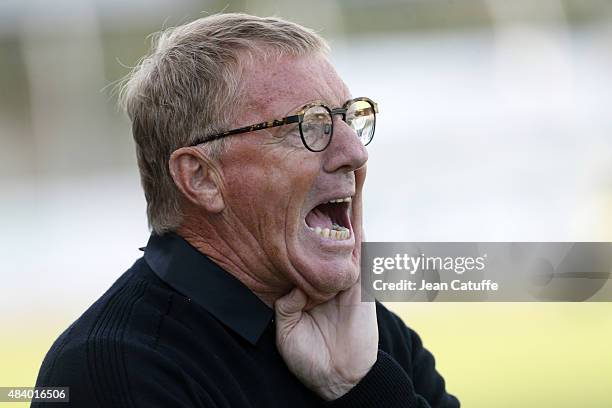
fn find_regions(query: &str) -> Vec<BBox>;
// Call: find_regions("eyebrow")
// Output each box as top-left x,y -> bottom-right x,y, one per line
284,96 -> 351,117
283,99 -> 324,116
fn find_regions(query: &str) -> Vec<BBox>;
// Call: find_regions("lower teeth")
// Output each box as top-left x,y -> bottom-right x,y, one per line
309,225 -> 350,240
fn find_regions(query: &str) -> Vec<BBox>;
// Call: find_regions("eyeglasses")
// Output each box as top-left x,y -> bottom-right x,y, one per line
190,97 -> 378,152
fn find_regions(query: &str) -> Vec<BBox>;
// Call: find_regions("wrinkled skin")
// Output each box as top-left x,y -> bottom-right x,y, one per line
170,52 -> 377,400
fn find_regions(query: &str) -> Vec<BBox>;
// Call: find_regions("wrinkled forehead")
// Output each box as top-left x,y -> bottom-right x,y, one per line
239,52 -> 351,123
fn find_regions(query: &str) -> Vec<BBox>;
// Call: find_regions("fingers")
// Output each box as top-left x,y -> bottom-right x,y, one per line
275,288 -> 308,343
355,165 -> 367,189
275,287 -> 308,320
351,166 -> 366,263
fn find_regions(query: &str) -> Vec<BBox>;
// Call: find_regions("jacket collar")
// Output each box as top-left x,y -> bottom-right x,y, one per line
144,232 -> 273,345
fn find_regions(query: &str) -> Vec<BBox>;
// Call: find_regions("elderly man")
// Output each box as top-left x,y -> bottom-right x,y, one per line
34,13 -> 459,407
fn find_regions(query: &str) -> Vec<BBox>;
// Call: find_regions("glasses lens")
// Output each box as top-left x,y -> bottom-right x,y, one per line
300,105 -> 332,152
346,100 -> 376,146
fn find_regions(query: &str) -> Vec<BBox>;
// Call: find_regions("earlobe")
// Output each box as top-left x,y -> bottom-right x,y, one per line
169,148 -> 225,213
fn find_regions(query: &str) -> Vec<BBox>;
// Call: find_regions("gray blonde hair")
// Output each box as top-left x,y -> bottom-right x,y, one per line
118,13 -> 329,234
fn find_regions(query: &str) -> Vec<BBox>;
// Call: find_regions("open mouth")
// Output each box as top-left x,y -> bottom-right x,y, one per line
305,196 -> 352,241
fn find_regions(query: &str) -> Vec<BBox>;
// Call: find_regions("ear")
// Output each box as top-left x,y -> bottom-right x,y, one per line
169,147 -> 225,213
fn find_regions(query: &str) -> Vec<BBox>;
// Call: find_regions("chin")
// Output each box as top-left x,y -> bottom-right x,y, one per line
289,242 -> 360,300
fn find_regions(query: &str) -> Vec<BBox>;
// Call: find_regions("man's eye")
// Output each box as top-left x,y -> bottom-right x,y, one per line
302,123 -> 330,134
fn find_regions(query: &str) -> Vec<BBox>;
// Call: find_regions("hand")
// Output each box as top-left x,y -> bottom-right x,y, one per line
274,282 -> 378,401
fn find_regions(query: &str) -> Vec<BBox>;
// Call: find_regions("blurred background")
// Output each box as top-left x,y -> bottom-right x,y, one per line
1,0 -> 612,406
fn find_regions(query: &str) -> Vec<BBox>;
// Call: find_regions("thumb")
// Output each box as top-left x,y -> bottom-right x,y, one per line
274,287 -> 307,325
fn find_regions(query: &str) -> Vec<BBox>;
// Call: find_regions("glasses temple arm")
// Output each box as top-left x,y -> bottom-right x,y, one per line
191,114 -> 302,146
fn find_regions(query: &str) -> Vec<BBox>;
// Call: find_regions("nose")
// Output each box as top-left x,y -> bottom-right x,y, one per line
322,116 -> 368,173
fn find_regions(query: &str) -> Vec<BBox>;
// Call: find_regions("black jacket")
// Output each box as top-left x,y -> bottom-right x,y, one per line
33,233 -> 459,407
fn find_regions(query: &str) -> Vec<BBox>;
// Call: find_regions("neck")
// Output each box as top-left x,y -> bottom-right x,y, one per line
176,216 -> 292,308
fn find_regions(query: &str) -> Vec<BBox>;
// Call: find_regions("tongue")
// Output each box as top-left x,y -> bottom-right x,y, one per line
305,205 -> 333,229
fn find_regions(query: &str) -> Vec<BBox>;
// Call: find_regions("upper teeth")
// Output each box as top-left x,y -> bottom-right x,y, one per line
327,197 -> 352,204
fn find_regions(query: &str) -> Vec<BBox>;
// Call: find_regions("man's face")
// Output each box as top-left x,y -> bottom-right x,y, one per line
217,53 -> 368,304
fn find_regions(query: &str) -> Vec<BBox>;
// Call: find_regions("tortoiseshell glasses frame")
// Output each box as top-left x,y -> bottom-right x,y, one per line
189,97 -> 379,152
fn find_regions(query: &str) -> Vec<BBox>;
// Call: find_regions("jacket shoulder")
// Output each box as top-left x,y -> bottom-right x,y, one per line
33,258 -> 158,407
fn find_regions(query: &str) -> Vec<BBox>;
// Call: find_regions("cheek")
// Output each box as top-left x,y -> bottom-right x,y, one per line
221,148 -> 320,230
